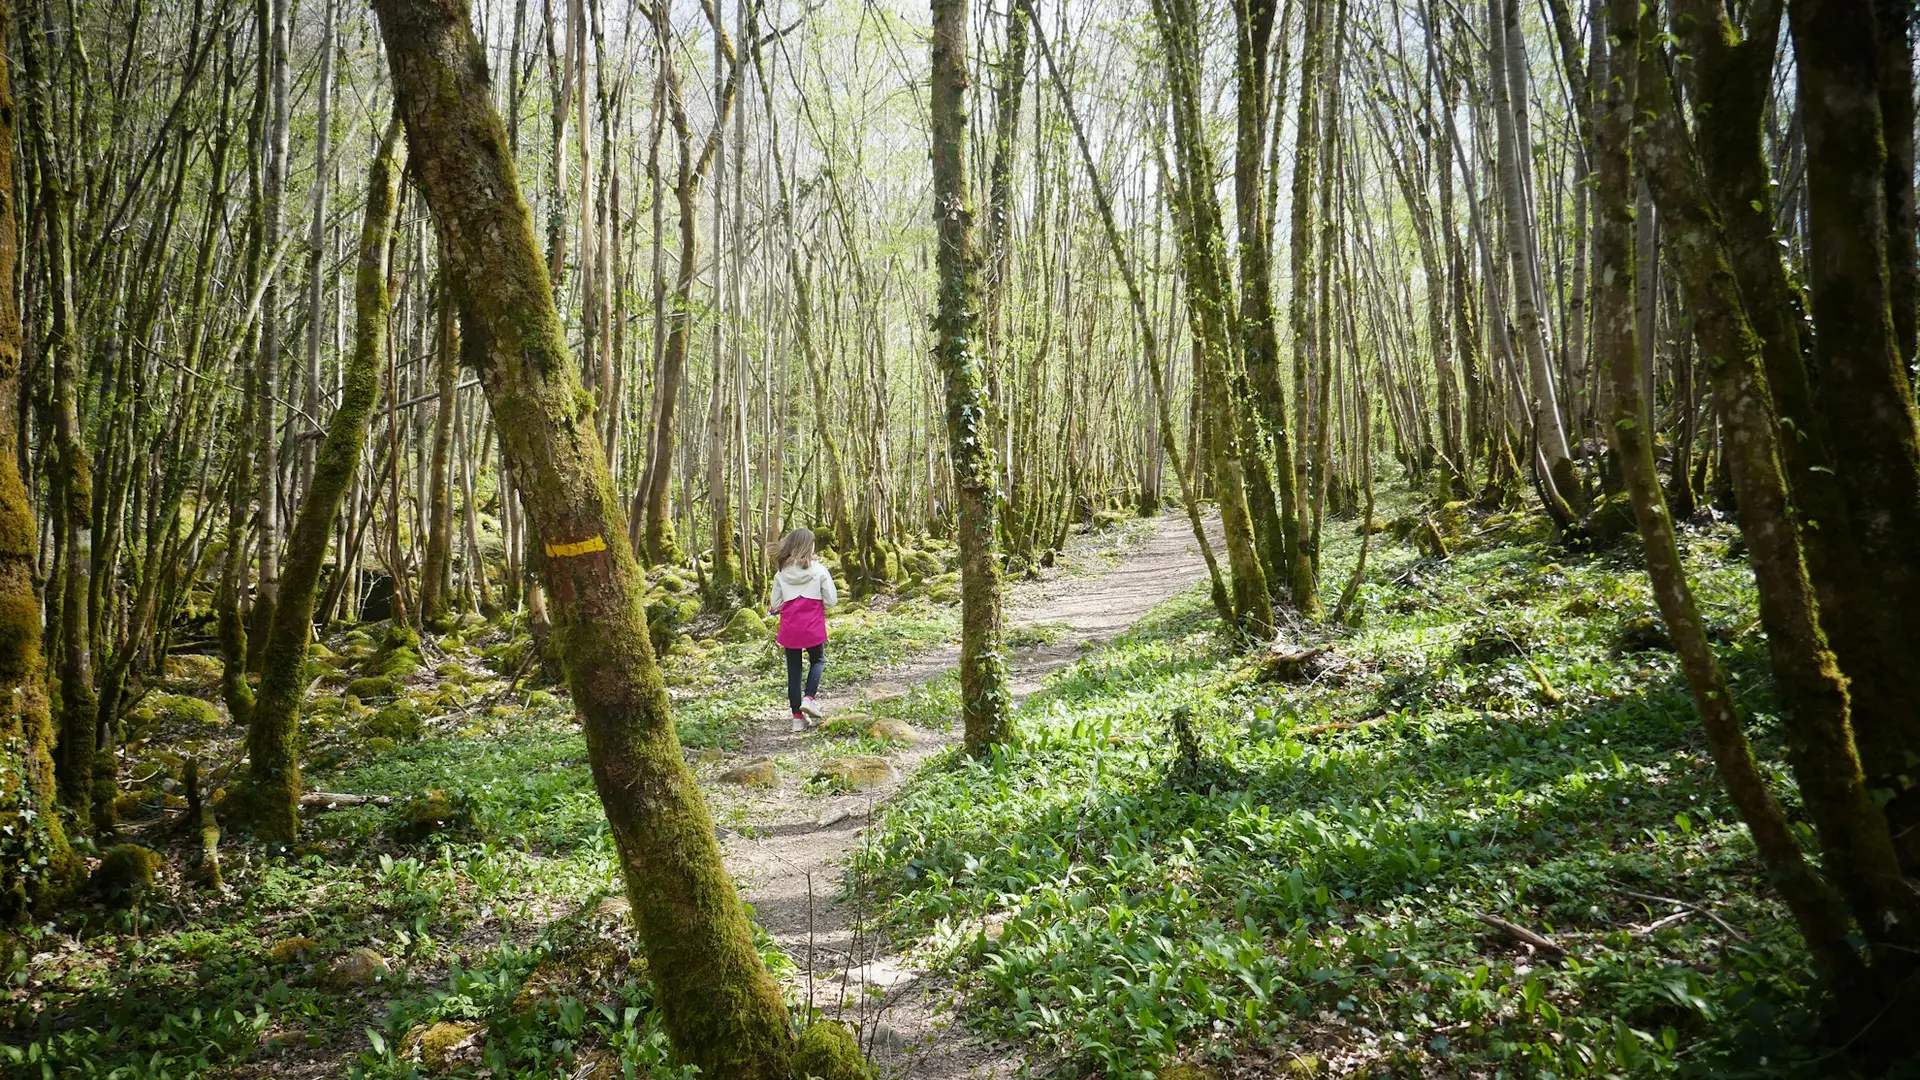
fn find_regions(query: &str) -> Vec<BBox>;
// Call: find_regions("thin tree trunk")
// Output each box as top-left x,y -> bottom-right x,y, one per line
249,0 -> 292,674
234,120 -> 404,842
1024,0 -> 1232,626
932,0 -> 1014,753
420,277 -> 459,623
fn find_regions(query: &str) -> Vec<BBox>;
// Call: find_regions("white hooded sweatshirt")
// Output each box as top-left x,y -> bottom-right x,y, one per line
768,560 -> 839,611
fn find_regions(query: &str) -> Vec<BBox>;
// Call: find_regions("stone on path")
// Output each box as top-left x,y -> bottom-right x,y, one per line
720,759 -> 778,787
865,717 -> 919,744
813,756 -> 897,791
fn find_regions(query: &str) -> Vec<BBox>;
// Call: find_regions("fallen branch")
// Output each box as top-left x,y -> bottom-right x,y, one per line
1611,887 -> 1750,943
1474,911 -> 1569,956
299,791 -> 398,809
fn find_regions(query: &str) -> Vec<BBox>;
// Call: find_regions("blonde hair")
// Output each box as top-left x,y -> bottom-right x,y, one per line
776,528 -> 816,569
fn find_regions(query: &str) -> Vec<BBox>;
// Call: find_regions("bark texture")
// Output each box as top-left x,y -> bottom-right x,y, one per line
0,0 -> 80,916
370,4 -> 796,1076
931,0 -> 1014,753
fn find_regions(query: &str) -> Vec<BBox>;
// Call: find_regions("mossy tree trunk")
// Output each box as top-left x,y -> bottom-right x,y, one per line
1023,0 -> 1233,628
636,0 -> 737,568
1786,0 -> 1920,702
370,4 -> 795,1076
1277,0 -> 1328,611
0,0 -> 81,919
1151,0 -> 1277,638
20,0 -> 101,832
231,120 -> 404,843
1872,0 -> 1916,367
1672,0 -> 1920,857
931,0 -> 1014,754
1231,0 -> 1297,601
1636,33 -> 1920,991
1591,0 -> 1867,990
746,36 -> 858,569
1487,0 -> 1579,518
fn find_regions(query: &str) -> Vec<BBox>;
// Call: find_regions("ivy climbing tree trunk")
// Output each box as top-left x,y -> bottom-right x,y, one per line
369,4 -> 799,1076
0,0 -> 81,918
231,119 -> 404,843
930,0 -> 1013,754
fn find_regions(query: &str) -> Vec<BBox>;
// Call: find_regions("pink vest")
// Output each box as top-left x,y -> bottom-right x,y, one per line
776,597 -> 828,649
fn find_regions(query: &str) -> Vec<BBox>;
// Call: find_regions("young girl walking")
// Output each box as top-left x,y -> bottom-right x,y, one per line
768,528 -> 838,733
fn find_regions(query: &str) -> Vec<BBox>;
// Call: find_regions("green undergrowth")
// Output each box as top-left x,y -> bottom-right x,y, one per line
3,585 -> 955,1078
856,490 -> 1860,1079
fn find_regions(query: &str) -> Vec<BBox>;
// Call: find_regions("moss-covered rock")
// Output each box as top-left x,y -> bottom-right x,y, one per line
813,756 -> 898,791
92,844 -> 163,908
151,693 -> 222,727
308,695 -> 351,720
865,718 -> 920,745
366,625 -> 425,679
361,701 -> 423,742
268,936 -> 321,964
820,711 -> 873,737
403,1020 -> 483,1072
1582,491 -> 1638,550
1615,613 -> 1675,654
163,653 -> 224,693
329,946 -> 391,987
720,607 -> 766,642
646,595 -> 701,655
790,1021 -> 873,1080
389,789 -> 475,843
345,676 -> 398,701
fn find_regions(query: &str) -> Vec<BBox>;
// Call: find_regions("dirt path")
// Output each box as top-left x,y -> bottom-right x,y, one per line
706,512 -> 1219,1079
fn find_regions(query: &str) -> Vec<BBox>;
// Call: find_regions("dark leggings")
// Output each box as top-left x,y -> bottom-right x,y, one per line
785,644 -> 825,713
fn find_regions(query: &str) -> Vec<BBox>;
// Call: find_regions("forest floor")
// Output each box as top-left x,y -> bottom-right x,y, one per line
5,485 -> 1846,1080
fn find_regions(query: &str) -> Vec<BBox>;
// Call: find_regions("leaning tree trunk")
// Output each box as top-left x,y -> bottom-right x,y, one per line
1671,0 -> 1920,859
368,5 -> 802,1077
931,0 -> 1014,754
0,0 -> 80,919
230,120 -> 404,843
1636,36 -> 1920,991
1591,0 -> 1864,990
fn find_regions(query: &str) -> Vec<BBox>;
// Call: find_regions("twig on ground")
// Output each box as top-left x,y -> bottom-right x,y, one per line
1611,887 -> 1750,943
1474,911 -> 1570,956
299,791 -> 398,808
